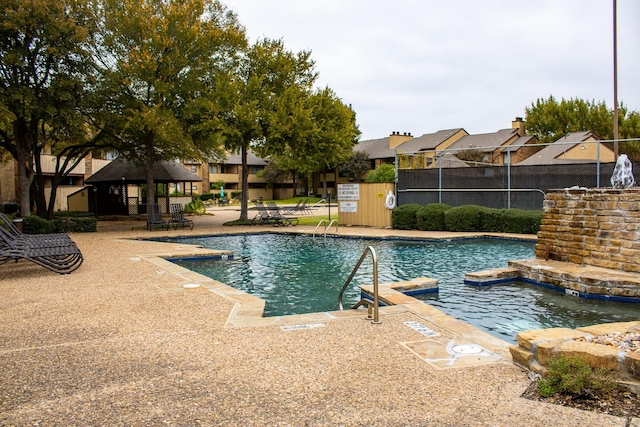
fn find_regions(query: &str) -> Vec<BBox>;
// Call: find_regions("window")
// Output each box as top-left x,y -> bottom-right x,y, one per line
249,166 -> 263,175
190,165 -> 197,173
209,164 -> 219,174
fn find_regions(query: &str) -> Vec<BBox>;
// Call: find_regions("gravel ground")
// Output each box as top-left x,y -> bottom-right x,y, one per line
0,210 -> 633,426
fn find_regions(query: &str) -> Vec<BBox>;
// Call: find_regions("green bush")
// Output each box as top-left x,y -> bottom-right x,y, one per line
504,209 -> 542,234
184,199 -> 206,214
391,203 -> 423,230
199,193 -> 214,201
416,203 -> 451,231
365,164 -> 396,182
53,217 -> 97,232
22,215 -> 56,234
478,208 -> 508,232
231,191 -> 242,200
443,205 -> 487,232
537,355 -> 617,398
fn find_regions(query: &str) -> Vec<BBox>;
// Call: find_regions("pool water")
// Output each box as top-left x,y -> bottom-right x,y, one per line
167,234 -> 639,343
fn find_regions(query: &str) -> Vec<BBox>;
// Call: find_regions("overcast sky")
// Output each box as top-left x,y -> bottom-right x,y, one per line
225,0 -> 640,141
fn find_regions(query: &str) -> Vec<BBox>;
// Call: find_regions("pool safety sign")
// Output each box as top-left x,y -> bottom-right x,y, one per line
337,183 -> 359,201
339,202 -> 357,213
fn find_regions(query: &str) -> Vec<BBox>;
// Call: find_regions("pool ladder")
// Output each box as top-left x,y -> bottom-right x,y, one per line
338,246 -> 381,324
313,219 -> 338,238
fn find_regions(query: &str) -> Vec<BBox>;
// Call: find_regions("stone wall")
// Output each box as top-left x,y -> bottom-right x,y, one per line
535,188 -> 640,273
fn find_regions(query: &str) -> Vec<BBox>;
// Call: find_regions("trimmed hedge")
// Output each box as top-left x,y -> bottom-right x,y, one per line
393,203 -> 542,234
22,215 -> 56,234
391,203 -> 423,230
20,212 -> 97,234
444,205 -> 487,232
416,203 -> 451,231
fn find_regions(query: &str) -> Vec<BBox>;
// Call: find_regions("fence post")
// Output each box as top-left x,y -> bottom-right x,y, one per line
438,151 -> 443,204
507,148 -> 511,209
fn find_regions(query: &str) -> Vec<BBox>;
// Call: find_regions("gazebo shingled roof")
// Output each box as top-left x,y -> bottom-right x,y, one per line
85,158 -> 203,184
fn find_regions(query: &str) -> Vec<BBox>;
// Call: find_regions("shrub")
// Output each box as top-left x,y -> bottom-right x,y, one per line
365,164 -> 395,182
22,215 -> 56,234
537,355 -> 617,398
416,203 -> 451,231
504,209 -> 543,234
478,208 -> 508,232
199,193 -> 215,201
443,205 -> 487,232
53,217 -> 97,232
184,199 -> 206,214
391,203 -> 423,230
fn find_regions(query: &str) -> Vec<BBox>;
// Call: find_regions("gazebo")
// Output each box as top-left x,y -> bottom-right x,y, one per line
84,158 -> 203,216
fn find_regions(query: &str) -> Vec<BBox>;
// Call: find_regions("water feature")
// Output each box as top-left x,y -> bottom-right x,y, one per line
164,233 -> 639,343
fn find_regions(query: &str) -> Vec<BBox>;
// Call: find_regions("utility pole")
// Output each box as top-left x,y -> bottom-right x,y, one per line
613,0 -> 619,159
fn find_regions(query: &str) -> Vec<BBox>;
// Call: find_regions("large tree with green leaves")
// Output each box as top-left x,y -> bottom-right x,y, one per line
214,38 -> 317,220
93,0 -> 246,217
525,96 -> 640,154
0,0 -> 97,216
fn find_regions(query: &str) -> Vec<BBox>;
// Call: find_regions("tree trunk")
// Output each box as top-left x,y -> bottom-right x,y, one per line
145,133 -> 156,222
239,145 -> 249,220
14,119 -> 33,216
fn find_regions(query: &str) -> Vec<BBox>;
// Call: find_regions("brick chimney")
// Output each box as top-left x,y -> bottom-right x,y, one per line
389,131 -> 413,149
512,117 -> 525,137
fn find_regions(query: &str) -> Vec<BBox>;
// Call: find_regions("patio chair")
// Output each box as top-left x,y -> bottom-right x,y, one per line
266,202 -> 299,227
0,224 -> 83,274
168,204 -> 194,230
0,213 -> 71,242
251,201 -> 276,226
147,204 -> 169,231
282,199 -> 303,215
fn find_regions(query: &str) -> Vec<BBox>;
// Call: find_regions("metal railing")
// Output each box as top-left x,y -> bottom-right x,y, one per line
312,219 -> 338,238
338,246 -> 380,324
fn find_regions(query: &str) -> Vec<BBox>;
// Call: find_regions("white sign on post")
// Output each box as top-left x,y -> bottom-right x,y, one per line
339,202 -> 357,213
337,184 -> 359,201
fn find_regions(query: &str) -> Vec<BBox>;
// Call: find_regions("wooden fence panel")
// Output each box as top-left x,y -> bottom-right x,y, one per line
337,183 -> 394,228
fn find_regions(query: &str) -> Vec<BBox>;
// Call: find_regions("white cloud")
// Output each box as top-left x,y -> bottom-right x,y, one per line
226,0 -> 640,140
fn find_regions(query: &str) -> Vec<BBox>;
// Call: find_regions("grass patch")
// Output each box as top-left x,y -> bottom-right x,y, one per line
223,215 -> 332,227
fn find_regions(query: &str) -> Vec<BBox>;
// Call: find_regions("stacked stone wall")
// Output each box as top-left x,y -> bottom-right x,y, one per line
535,188 -> 640,273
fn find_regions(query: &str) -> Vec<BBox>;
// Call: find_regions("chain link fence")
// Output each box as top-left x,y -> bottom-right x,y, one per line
395,139 -> 640,210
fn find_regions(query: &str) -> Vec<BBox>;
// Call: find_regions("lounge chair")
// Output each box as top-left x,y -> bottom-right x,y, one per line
0,222 -> 83,274
147,204 -> 169,231
168,204 -> 194,230
282,199 -> 303,215
266,202 -> 299,226
251,202 -> 276,226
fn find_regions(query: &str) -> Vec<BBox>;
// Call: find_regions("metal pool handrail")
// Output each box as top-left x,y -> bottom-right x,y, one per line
312,219 -> 338,238
338,246 -> 380,324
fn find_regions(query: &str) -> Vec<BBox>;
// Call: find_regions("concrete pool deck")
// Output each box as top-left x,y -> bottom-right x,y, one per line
1,207 -> 637,426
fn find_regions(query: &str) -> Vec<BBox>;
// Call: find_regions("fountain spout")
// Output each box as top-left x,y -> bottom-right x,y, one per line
610,154 -> 635,189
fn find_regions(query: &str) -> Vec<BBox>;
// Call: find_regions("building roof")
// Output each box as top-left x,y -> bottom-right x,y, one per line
85,158 -> 203,184
223,151 -> 268,166
445,128 -> 520,153
515,131 -> 609,165
353,137 -> 395,160
395,129 -> 466,153
427,152 -> 470,168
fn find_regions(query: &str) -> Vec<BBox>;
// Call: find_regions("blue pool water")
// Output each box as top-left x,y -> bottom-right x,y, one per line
165,233 -> 639,343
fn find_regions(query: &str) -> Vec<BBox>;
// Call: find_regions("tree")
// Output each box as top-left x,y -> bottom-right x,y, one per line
213,38 -> 317,220
290,87 -> 360,196
366,163 -> 395,182
0,0 -> 97,216
339,150 -> 371,182
93,0 -> 245,220
525,96 -> 640,142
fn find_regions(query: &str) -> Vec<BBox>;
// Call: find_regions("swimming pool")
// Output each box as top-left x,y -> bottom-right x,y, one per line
165,233 -> 639,343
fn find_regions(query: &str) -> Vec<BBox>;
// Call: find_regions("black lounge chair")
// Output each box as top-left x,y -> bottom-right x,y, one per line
147,204 -> 169,231
282,199 -> 303,215
0,222 -> 83,274
168,204 -> 194,230
251,202 -> 276,226
266,202 -> 299,226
